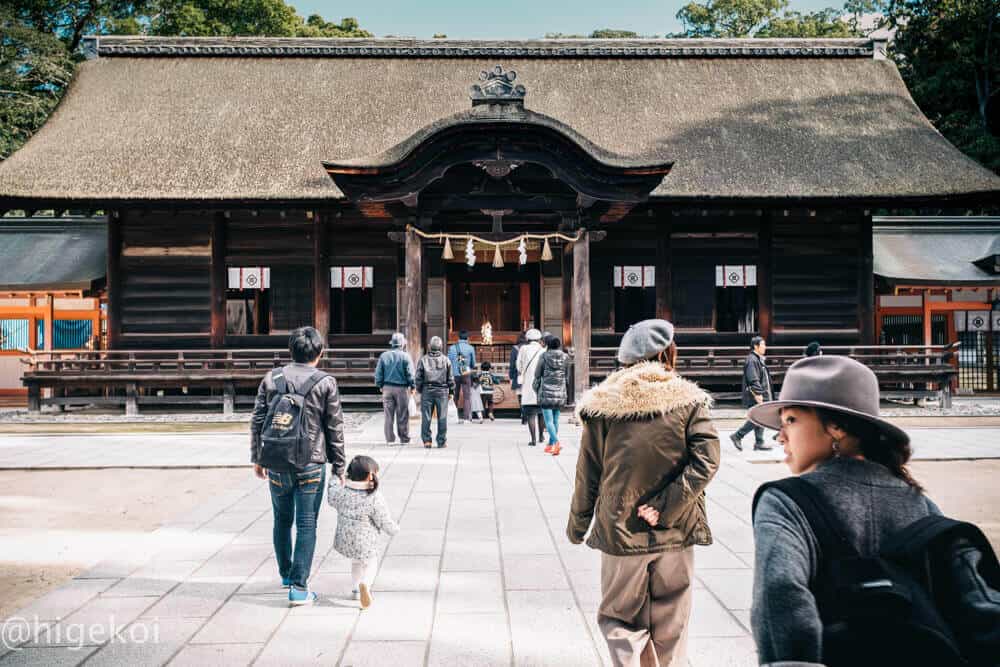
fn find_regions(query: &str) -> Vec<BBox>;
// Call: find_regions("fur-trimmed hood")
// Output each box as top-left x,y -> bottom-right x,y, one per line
576,361 -> 711,421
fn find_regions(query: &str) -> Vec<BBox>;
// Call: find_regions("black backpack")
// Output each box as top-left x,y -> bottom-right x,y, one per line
258,367 -> 327,472
752,477 -> 1000,667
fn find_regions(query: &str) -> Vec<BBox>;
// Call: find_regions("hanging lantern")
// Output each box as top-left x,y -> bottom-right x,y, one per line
465,237 -> 475,267
541,237 -> 553,262
492,244 -> 504,268
518,237 -> 527,265
442,237 -> 454,260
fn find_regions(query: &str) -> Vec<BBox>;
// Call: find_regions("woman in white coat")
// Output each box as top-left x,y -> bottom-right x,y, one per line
516,329 -> 547,446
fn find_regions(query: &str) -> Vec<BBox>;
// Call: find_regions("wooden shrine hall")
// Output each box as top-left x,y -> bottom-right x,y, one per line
0,36 -> 998,412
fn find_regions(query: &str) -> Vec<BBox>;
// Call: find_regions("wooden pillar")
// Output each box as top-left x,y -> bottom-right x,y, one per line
313,211 -> 330,338
655,228 -> 672,321
757,214 -> 773,339
125,382 -> 138,417
572,231 -> 591,402
405,228 -> 424,363
223,381 -> 235,416
107,210 -> 123,349
210,212 -> 227,348
27,384 -> 40,413
562,243 -> 573,347
922,290 -> 933,348
858,216 -> 875,344
43,295 -> 54,351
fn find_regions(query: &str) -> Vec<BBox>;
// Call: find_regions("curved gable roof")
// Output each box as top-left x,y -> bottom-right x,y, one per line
0,37 -> 997,203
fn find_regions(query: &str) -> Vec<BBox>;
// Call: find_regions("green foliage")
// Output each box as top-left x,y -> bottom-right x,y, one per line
676,0 -> 788,37
589,29 -> 639,38
887,0 -> 1000,173
1,0 -> 372,160
0,7 -> 76,159
756,8 -> 855,36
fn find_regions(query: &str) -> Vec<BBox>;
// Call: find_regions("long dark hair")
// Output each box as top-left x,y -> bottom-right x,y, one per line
346,455 -> 380,494
814,408 -> 923,493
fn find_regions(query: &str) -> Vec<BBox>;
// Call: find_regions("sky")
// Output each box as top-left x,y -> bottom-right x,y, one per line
293,0 -> 847,39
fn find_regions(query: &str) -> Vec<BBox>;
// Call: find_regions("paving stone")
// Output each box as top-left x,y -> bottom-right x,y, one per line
428,613 -> 510,666
102,560 -> 201,598
9,578 -> 119,623
339,640 -> 426,667
436,572 -> 504,614
502,554 -> 570,590
696,543 -> 751,570
0,646 -> 97,666
350,592 -> 434,641
22,595 -> 155,648
441,539 -> 501,572
84,617 -> 204,667
698,571 -> 754,611
506,589 -> 602,666
689,590 -> 747,638
374,556 -> 440,592
142,581 -> 238,619
384,529 -> 445,556
688,636 -> 758,667
169,642 -> 263,666
189,596 -> 287,644
253,613 -> 354,665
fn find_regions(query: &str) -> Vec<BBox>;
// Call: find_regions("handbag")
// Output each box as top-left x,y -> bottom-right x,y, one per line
447,398 -> 459,422
408,393 -> 419,420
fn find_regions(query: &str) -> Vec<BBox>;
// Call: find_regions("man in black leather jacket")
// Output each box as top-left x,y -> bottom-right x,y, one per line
250,326 -> 345,605
730,336 -> 773,452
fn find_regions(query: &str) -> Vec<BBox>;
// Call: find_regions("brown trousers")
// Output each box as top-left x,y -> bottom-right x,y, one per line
598,547 -> 694,667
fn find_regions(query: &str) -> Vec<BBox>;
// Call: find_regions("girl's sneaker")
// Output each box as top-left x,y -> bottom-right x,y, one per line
551,443 -> 562,456
359,583 -> 373,609
543,444 -> 553,454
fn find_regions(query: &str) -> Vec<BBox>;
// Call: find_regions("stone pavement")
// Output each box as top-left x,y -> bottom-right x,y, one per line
1,416 -> 999,666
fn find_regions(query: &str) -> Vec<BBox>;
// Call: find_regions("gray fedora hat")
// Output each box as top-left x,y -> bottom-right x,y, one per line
747,355 -> 909,447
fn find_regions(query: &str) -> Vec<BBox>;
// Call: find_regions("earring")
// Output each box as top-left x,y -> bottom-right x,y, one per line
832,439 -> 841,455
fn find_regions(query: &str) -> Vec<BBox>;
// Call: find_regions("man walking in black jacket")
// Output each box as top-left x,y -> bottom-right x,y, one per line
730,336 -> 773,451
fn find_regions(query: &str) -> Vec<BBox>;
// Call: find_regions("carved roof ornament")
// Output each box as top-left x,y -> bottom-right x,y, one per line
470,65 -> 526,107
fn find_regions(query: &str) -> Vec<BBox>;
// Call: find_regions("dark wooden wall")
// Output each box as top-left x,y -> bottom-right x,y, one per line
120,210 -> 211,349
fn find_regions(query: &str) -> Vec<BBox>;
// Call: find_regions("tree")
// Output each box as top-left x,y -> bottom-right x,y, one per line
756,8 -> 855,36
887,0 -> 1000,172
0,8 -> 75,159
675,0 -> 788,37
589,29 -> 639,38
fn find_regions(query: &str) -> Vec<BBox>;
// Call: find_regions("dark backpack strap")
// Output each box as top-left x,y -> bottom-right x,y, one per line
271,368 -> 288,395
883,514 -> 1000,585
752,477 -> 859,559
294,370 -> 328,398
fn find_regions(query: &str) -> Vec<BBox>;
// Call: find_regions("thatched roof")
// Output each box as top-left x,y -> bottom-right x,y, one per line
0,36 -> 997,203
874,218 -> 1000,286
0,218 -> 106,290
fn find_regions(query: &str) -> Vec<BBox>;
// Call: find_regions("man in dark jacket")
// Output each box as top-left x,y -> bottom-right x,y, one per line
415,336 -> 455,448
730,336 -> 773,451
375,332 -> 415,445
251,326 -> 345,606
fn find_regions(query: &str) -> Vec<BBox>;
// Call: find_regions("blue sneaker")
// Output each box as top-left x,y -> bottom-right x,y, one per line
281,577 -> 292,587
288,587 -> 317,606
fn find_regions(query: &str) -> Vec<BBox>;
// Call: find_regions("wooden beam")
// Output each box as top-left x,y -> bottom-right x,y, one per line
655,227 -> 672,321
107,211 -> 123,349
757,214 -> 773,339
858,216 -> 875,344
404,228 -> 424,363
572,231 -> 591,402
43,295 -> 54,351
210,212 -> 226,348
922,290 -> 933,348
314,212 -> 331,338
562,241 -> 573,346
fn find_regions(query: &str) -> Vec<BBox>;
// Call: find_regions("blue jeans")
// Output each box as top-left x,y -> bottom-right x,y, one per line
542,408 -> 560,445
268,463 -> 325,590
420,392 -> 449,446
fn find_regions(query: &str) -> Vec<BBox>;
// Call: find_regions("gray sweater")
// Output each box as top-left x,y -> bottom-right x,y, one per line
751,457 -> 940,666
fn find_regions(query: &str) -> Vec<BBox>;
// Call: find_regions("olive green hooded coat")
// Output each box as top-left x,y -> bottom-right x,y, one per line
567,361 -> 721,555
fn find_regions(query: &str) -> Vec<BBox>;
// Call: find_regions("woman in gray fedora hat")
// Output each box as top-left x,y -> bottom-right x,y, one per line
746,355 -> 999,666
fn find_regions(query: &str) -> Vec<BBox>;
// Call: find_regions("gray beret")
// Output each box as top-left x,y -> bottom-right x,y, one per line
617,319 -> 675,365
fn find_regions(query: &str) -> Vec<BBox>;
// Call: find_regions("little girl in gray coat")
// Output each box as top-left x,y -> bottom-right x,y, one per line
327,455 -> 399,609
